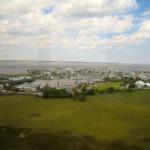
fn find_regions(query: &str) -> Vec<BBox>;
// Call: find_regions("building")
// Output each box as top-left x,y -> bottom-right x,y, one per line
145,83 -> 150,87
0,84 -> 3,91
9,77 -> 25,82
135,81 -> 145,88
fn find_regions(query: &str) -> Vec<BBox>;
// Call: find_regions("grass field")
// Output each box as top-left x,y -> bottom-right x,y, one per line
0,90 -> 150,149
95,82 -> 121,90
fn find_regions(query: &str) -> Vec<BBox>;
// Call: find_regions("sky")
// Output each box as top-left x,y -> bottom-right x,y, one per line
0,0 -> 150,64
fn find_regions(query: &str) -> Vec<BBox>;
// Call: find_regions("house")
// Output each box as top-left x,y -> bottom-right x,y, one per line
0,84 -> 3,91
138,73 -> 148,81
135,81 -> 145,88
145,83 -> 150,87
25,76 -> 32,79
9,77 -> 25,82
16,83 -> 36,92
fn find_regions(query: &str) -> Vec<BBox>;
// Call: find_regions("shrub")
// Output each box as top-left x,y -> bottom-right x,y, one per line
128,83 -> 136,89
126,88 -> 132,92
73,95 -> 87,102
78,95 -> 87,102
42,87 -> 72,98
107,87 -> 114,93
87,89 -> 95,95
99,90 -> 105,94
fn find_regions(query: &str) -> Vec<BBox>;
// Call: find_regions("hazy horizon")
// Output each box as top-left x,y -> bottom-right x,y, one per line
1,59 -> 150,65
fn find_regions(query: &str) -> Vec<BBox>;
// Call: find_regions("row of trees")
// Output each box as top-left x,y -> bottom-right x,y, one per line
42,86 -> 72,98
42,82 -> 137,101
42,85 -> 96,101
72,87 -> 95,102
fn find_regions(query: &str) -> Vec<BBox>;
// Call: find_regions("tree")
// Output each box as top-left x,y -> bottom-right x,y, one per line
107,87 -> 114,93
42,86 -> 50,98
87,89 -> 95,95
42,86 -> 72,98
36,86 -> 41,92
99,90 -> 105,94
78,95 -> 87,102
128,83 -> 136,89
81,86 -> 87,94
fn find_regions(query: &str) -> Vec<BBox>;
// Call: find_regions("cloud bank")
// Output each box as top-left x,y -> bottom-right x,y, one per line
0,0 -> 150,63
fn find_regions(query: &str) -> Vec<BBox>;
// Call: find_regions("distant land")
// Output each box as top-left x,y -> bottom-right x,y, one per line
0,60 -> 150,74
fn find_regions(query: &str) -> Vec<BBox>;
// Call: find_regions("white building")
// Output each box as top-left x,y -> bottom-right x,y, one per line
145,83 -> 150,87
0,84 -> 3,91
135,81 -> 145,88
9,77 -> 25,82
16,83 -> 36,92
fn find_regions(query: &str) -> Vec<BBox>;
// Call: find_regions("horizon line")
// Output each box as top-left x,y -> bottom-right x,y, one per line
0,59 -> 150,65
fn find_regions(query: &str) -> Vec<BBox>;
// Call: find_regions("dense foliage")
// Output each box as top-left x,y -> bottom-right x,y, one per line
42,86 -> 72,98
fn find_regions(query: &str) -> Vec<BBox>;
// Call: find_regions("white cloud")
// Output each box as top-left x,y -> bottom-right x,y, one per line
138,20 -> 150,32
76,15 -> 134,35
0,0 -> 149,53
105,19 -> 150,49
55,0 -> 137,18
142,10 -> 150,17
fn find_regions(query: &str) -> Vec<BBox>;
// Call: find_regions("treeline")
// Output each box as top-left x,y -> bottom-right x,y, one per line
42,86 -> 96,102
42,87 -> 72,98
72,88 -> 95,102
42,83 -> 138,101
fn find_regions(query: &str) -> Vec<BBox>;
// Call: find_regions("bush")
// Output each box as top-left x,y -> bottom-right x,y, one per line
99,90 -> 105,94
106,87 -> 114,93
78,95 -> 87,102
87,89 -> 95,95
42,87 -> 72,98
128,83 -> 136,89
126,88 -> 132,92
73,95 -> 87,102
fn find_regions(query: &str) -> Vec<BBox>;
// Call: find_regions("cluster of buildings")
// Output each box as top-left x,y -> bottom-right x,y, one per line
135,81 -> 150,88
0,67 -> 150,94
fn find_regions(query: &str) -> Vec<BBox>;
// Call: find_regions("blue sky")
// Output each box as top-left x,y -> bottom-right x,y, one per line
0,0 -> 150,64
42,6 -> 54,15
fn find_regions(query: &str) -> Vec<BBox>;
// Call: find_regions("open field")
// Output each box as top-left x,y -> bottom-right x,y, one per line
0,90 -> 150,149
95,82 -> 121,90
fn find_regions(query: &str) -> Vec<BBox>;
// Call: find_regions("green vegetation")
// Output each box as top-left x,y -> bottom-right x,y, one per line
0,90 -> 150,149
72,86 -> 95,101
0,127 -> 147,150
95,82 -> 121,91
73,94 -> 87,102
106,86 -> 115,93
42,86 -> 72,98
128,82 -> 136,89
